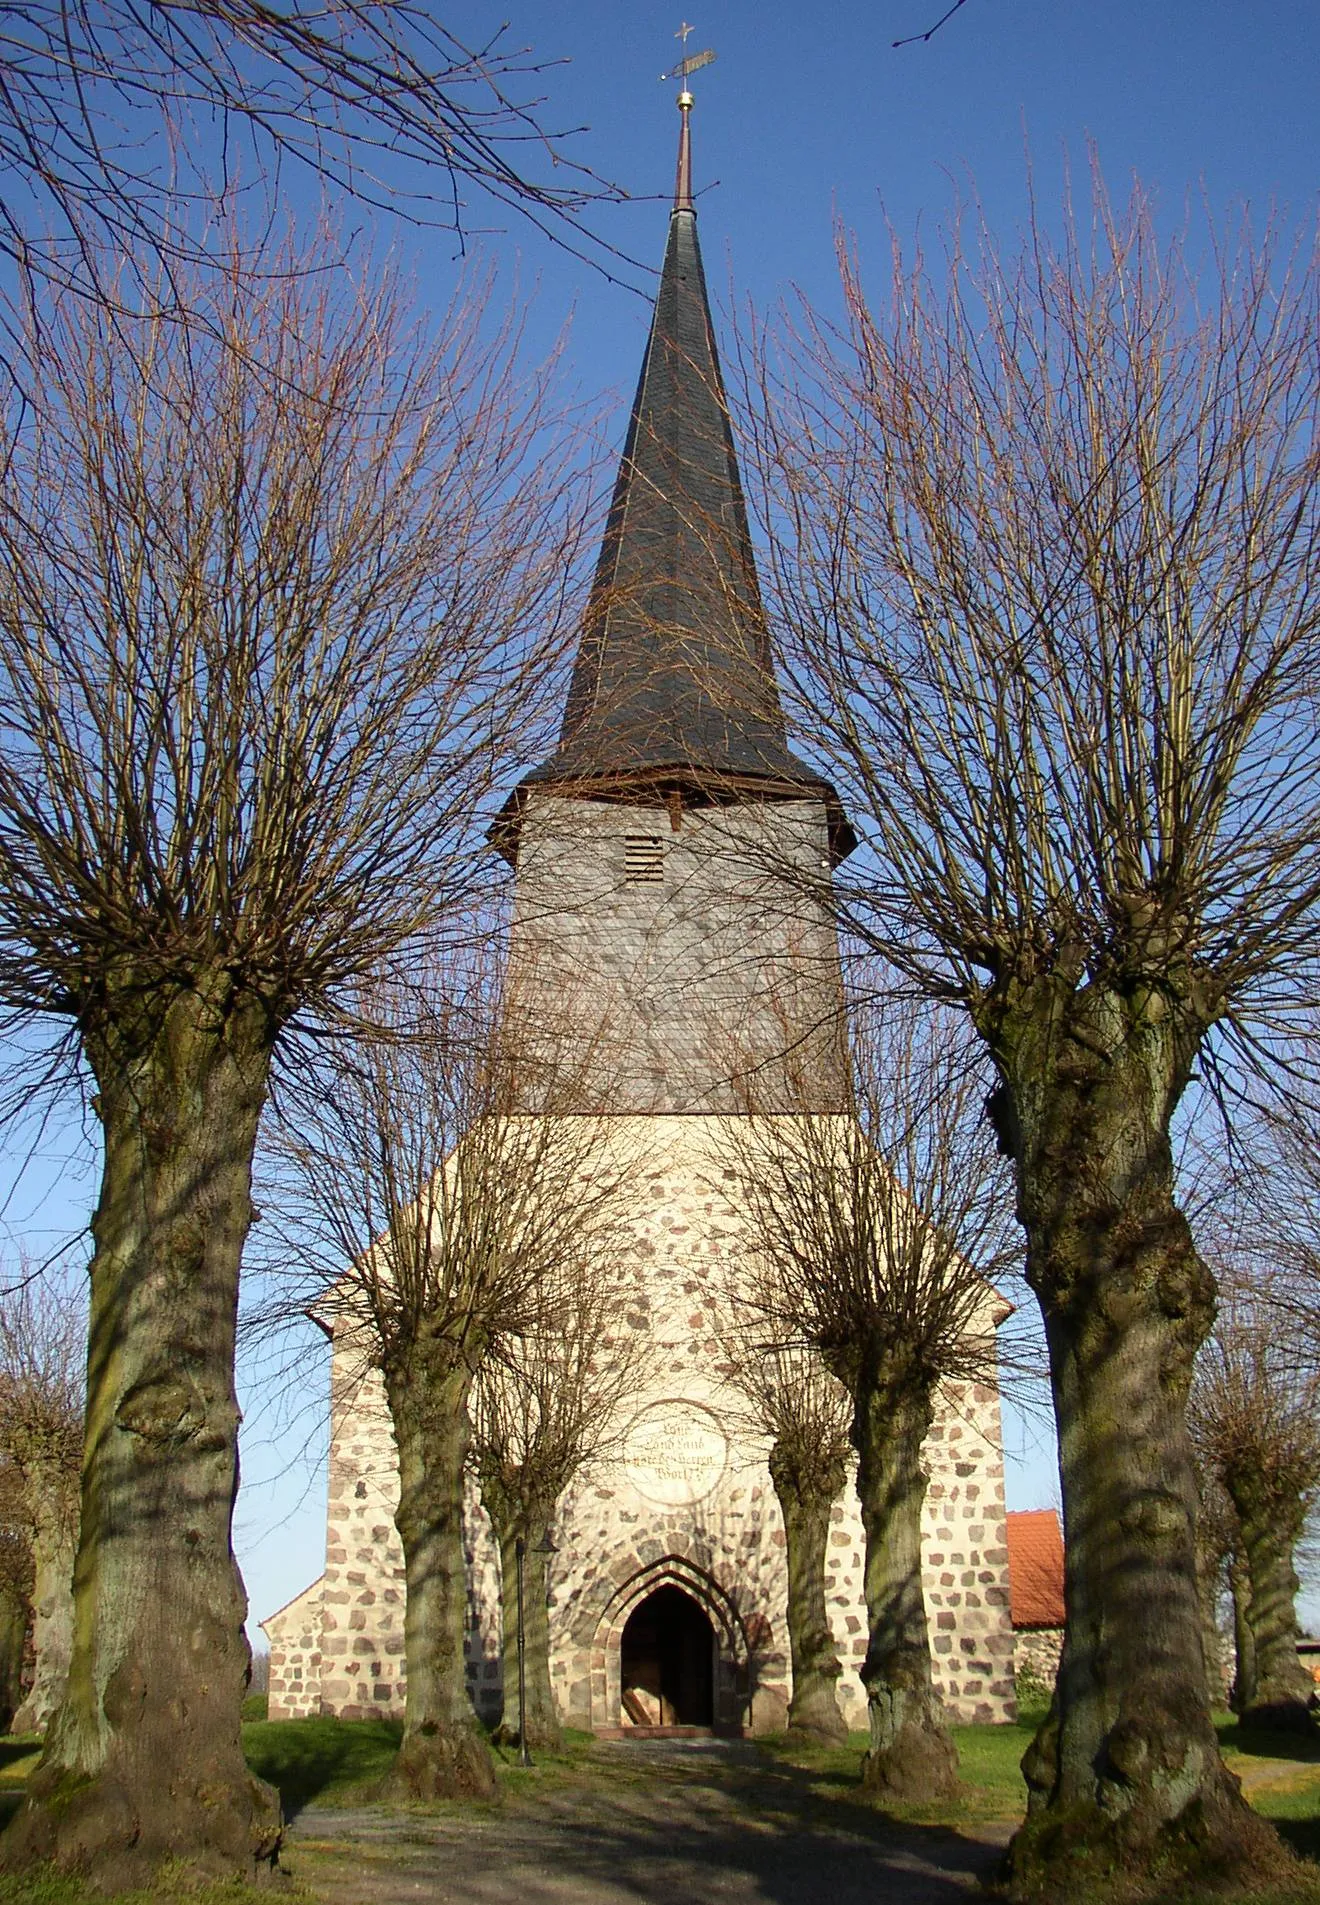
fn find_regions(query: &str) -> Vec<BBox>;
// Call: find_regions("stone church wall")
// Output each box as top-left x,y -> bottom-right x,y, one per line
263,1577 -> 323,1720
267,1116 -> 1016,1731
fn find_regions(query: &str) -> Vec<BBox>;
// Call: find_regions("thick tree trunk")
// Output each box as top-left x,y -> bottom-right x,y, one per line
1229,1551 -> 1257,1716
852,1379 -> 957,1800
768,1440 -> 847,1744
381,1366 -> 496,1801
990,975 -> 1292,1897
1230,1486 -> 1314,1733
0,975 -> 282,1891
1194,1541 -> 1227,1712
493,1509 -> 560,1752
0,1569 -> 29,1734
10,1491 -> 76,1736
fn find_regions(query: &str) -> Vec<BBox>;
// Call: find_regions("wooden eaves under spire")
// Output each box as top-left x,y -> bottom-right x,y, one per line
492,81 -> 854,867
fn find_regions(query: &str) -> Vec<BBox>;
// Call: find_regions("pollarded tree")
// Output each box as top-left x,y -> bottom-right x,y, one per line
715,1315 -> 853,1745
1190,1306 -> 1320,1734
0,253 -> 582,1885
747,170 -> 1320,1894
271,951 -> 633,1793
471,1256 -> 642,1751
0,1279 -> 83,1737
729,998 -> 1020,1800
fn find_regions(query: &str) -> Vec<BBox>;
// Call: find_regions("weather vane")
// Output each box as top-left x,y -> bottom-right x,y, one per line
660,20 -> 717,94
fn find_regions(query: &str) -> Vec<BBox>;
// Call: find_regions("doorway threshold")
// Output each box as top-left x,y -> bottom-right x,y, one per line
595,1725 -> 744,1740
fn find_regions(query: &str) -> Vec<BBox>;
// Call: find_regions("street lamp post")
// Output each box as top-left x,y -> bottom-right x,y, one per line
513,1527 -> 559,1769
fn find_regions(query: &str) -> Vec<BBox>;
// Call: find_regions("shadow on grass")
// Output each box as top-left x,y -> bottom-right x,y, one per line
757,1718 -> 1036,1827
1219,1715 -> 1320,1765
0,1739 -> 41,1833
242,1715 -> 402,1818
1274,1819 -> 1320,1868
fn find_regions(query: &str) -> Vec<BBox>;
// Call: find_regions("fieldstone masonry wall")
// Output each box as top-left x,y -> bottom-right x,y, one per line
1013,1627 -> 1064,1694
264,1578 -> 323,1719
266,1117 -> 1017,1730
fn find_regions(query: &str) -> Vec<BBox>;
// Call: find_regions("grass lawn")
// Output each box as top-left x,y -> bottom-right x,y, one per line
0,1709 -> 1318,1902
757,1711 -> 1043,1826
1219,1713 -> 1320,1876
758,1708 -> 1320,1901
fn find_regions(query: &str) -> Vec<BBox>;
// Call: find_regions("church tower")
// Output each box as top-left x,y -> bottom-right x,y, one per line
493,80 -> 852,1117
262,86 -> 1018,1736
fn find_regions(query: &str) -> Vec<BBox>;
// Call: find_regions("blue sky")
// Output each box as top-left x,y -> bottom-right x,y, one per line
2,0 -> 1319,1641
465,0 -> 1320,406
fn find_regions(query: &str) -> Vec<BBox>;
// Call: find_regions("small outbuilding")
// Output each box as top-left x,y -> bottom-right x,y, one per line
1006,1509 -> 1065,1692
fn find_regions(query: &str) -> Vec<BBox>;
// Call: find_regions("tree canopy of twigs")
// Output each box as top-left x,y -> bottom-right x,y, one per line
726,995 -> 1020,1797
755,205 -> 1320,1036
1189,1087 -> 1320,1381
0,2 -> 626,301
0,250 -> 580,1040
268,946 -> 636,1794
742,164 -> 1320,1893
0,243 -> 585,1887
736,1001 -> 1019,1396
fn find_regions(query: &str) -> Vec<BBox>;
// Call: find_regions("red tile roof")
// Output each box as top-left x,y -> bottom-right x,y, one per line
1006,1509 -> 1066,1629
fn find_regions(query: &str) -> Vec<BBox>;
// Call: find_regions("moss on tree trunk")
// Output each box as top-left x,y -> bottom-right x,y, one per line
852,1381 -> 958,1801
381,1365 -> 495,1801
0,974 -> 282,1891
768,1439 -> 847,1745
1229,1482 -> 1314,1733
990,972 -> 1293,1897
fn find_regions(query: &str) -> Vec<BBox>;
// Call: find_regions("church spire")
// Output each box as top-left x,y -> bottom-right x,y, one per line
495,63 -> 853,864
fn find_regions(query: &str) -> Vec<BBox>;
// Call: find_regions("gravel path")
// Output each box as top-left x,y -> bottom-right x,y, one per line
282,1740 -> 1013,1905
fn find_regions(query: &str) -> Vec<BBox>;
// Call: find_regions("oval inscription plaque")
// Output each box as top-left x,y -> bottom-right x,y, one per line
623,1400 -> 728,1507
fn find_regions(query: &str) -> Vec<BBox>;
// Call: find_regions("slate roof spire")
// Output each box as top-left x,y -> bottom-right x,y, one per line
495,81 -> 853,863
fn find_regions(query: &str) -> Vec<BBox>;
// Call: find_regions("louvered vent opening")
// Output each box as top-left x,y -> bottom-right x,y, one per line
624,835 -> 665,884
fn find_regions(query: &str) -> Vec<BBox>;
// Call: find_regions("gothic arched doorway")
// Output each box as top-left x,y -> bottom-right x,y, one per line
619,1584 -> 715,1727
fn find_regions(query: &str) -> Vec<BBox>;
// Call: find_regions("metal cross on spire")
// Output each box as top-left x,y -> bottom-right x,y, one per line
660,22 -> 716,212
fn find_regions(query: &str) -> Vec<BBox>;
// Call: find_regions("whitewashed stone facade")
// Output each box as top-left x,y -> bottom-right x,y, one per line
265,1115 -> 1017,1731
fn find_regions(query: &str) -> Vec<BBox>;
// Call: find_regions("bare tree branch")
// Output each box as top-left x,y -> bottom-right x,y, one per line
0,3 -> 633,302
893,0 -> 972,50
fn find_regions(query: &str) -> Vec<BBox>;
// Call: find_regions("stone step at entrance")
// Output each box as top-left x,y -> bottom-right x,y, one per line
595,1725 -> 742,1740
